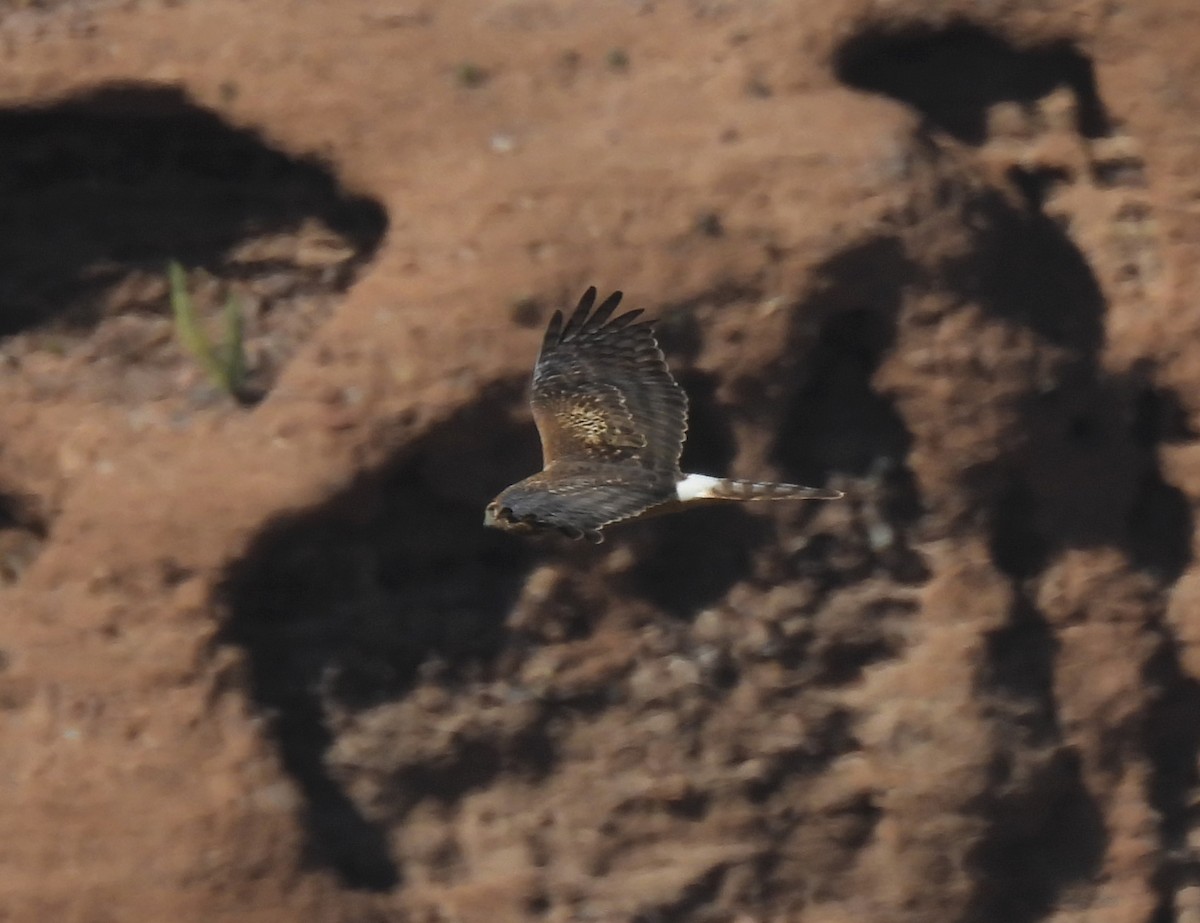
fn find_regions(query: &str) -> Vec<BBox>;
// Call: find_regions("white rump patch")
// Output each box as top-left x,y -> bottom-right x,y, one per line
675,473 -> 722,502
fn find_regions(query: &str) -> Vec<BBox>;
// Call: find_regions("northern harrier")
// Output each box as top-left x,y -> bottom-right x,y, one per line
484,287 -> 842,543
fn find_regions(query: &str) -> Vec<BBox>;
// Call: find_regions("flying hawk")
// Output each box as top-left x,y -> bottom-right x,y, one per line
484,287 -> 842,543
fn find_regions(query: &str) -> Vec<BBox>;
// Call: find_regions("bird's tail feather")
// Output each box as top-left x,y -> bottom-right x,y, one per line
711,478 -> 843,501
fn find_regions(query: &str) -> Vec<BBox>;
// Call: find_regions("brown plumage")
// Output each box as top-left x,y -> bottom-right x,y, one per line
484,287 -> 842,542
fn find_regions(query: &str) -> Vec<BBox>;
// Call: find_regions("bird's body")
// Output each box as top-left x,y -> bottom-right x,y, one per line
484,287 -> 841,542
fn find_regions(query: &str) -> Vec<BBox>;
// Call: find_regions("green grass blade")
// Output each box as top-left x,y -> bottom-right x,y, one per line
221,292 -> 247,395
168,260 -> 225,387
168,260 -> 253,401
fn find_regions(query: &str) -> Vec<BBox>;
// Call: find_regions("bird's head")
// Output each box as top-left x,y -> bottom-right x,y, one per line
483,497 -> 602,542
483,499 -> 536,534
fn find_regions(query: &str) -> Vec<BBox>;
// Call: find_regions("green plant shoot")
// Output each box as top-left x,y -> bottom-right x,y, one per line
168,260 -> 248,400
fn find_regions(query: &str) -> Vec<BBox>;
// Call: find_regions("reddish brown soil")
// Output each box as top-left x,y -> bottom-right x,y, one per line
3,1 -> 1200,921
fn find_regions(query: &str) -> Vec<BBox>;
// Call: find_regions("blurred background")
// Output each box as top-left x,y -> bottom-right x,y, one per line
1,2 -> 1199,921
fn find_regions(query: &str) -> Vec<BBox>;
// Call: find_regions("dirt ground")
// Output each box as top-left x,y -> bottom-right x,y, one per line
3,0 -> 1200,920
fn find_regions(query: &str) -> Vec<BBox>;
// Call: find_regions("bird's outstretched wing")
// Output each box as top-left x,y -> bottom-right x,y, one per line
530,287 -> 687,473
493,462 -> 674,535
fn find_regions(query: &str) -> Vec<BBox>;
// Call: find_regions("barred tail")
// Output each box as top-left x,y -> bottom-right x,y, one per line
675,473 -> 843,503
710,478 -> 844,501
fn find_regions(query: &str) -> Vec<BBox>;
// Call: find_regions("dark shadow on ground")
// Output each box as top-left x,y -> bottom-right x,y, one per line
621,504 -> 774,621
969,592 -> 1110,923
769,238 -> 929,590
938,180 -> 1194,587
217,379 -> 542,890
1144,631 -> 1200,921
964,744 -> 1108,923
770,115 -> 1184,917
833,22 -> 1109,144
772,238 -> 914,490
0,81 -> 386,337
953,170 -> 1193,923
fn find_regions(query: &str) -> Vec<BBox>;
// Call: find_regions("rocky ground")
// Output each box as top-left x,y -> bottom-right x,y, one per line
2,1 -> 1200,921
